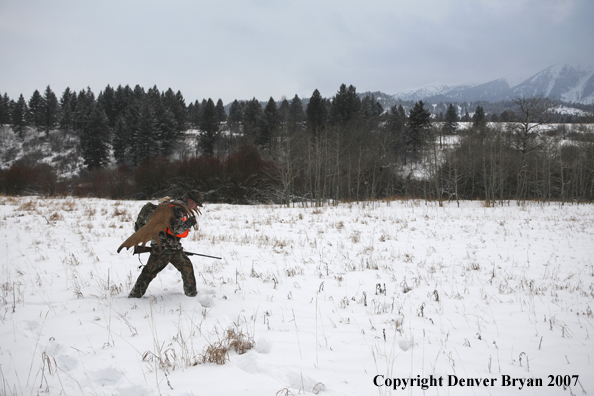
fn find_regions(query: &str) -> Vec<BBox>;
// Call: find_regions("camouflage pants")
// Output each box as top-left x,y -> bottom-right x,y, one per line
129,249 -> 197,297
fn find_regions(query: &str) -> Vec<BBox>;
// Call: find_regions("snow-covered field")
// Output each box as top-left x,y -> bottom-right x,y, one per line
1,197 -> 593,396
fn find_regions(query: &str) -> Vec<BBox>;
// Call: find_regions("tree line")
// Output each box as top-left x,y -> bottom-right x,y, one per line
0,84 -> 593,204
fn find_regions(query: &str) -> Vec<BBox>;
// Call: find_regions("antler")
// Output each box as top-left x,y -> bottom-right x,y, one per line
117,202 -> 200,253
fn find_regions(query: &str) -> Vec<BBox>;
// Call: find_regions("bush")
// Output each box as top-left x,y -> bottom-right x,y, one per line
72,166 -> 134,199
133,156 -> 174,199
1,162 -> 58,196
1,146 -> 281,203
170,145 -> 279,204
173,155 -> 226,201
224,145 -> 277,204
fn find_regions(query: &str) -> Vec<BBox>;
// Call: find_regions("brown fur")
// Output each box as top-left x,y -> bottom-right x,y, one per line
117,201 -> 200,253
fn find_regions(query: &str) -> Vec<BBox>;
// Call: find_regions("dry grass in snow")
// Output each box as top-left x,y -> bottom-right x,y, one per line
0,197 -> 593,395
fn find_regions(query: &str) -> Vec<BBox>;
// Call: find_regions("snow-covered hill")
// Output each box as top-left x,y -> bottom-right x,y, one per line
0,126 -> 83,178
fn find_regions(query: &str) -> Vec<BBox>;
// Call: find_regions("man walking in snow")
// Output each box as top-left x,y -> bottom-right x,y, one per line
122,191 -> 203,298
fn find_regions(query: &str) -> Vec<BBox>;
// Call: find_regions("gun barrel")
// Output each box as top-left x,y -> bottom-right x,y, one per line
185,251 -> 222,260
132,246 -> 221,260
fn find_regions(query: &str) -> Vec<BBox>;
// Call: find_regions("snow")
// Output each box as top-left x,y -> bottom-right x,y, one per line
1,197 -> 593,395
393,64 -> 594,104
553,106 -> 590,117
521,64 -> 594,104
0,127 -> 83,179
557,64 -> 594,104
393,83 -> 477,102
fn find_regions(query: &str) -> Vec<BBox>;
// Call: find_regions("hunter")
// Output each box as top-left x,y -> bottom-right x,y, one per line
127,191 -> 203,298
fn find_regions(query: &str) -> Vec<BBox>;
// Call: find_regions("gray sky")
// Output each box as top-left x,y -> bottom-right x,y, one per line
1,0 -> 593,104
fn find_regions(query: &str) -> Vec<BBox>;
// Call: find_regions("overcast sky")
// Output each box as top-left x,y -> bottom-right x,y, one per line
1,0 -> 593,104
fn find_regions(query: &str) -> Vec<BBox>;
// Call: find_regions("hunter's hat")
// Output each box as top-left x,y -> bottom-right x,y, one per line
183,190 -> 203,207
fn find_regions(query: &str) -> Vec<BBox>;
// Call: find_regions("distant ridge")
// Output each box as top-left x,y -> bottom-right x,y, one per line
392,64 -> 594,104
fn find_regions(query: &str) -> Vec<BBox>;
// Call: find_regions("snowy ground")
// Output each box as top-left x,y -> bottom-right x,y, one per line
1,197 -> 593,396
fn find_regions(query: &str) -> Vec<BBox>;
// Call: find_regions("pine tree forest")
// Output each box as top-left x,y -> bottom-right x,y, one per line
0,84 -> 593,204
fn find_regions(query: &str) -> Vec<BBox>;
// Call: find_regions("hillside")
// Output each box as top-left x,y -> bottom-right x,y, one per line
0,126 -> 83,178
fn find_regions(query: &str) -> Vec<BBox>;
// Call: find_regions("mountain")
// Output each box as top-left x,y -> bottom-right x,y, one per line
392,64 -> 594,104
424,79 -> 511,103
393,83 -> 476,102
510,64 -> 594,103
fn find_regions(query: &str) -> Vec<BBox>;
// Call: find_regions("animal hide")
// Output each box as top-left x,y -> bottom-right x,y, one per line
117,202 -> 199,253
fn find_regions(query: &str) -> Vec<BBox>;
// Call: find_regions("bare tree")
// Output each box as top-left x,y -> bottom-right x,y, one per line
506,95 -> 557,201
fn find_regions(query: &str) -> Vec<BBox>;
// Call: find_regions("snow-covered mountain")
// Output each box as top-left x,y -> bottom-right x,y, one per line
511,64 -> 594,104
393,64 -> 594,104
393,83 -> 477,102
425,79 -> 511,103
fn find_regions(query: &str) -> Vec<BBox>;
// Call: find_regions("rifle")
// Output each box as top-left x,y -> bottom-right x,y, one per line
133,245 -> 222,260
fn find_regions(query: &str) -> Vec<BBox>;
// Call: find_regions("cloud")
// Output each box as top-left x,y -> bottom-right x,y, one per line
1,0 -> 592,102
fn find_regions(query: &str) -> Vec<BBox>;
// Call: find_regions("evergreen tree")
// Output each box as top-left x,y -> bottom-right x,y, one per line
288,95 -> 304,130
73,88 -> 96,132
472,105 -> 487,130
443,104 -> 459,135
256,97 -> 279,151
242,98 -> 262,139
330,84 -> 360,127
28,89 -> 44,129
134,100 -> 158,164
198,98 -> 219,156
12,94 -> 29,137
149,88 -> 179,157
500,110 -> 512,123
306,89 -> 329,205
132,85 -> 146,101
112,114 -> 129,165
59,88 -> 74,134
387,104 -> 406,132
69,90 -> 78,123
405,101 -> 432,161
360,95 -> 383,129
116,85 -> 146,165
228,100 -> 243,133
215,99 -> 227,123
278,98 -> 290,126
306,89 -> 327,138
114,85 -> 133,124
157,107 -> 178,157
174,91 -> 188,131
97,85 -> 117,127
386,104 -> 406,158
162,88 -> 188,133
80,103 -> 111,170
146,85 -> 162,110
122,103 -> 141,166
188,100 -> 202,129
0,93 -> 11,125
41,85 -> 59,135
128,85 -> 146,132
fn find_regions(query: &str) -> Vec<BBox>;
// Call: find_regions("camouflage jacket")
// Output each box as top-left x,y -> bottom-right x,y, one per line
135,201 -> 197,251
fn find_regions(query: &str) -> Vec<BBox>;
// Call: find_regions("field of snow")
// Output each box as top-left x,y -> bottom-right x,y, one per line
1,197 -> 593,396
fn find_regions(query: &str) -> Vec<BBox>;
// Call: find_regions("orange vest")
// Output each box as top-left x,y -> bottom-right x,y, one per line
166,205 -> 189,238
